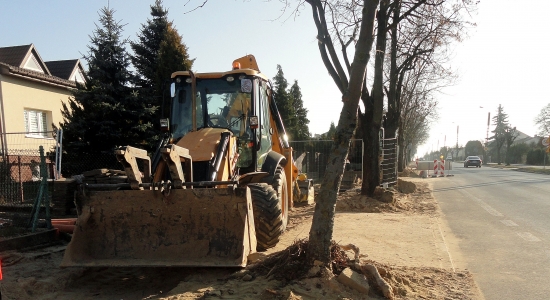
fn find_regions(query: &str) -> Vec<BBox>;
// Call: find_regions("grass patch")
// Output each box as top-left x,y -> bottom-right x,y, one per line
515,167 -> 550,175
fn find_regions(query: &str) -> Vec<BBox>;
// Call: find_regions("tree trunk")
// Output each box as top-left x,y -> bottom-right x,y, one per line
496,143 -> 503,165
359,0 -> 388,196
385,0 -> 400,140
398,134 -> 406,172
505,143 -> 511,165
307,0 -> 379,265
361,109 -> 381,195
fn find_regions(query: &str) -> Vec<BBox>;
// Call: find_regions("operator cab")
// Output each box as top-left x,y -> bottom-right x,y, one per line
167,59 -> 278,173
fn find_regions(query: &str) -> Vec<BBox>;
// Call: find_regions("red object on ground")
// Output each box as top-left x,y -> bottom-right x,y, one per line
51,218 -> 76,225
0,259 -> 3,280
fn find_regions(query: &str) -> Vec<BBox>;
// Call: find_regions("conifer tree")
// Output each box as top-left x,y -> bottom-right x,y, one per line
320,122 -> 337,140
60,7 -> 156,174
489,104 -> 509,165
130,0 -> 169,89
289,80 -> 310,140
156,23 -> 194,116
272,65 -> 295,137
131,0 -> 193,126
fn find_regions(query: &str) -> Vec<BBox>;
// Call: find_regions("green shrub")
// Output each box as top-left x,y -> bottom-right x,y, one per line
526,149 -> 549,165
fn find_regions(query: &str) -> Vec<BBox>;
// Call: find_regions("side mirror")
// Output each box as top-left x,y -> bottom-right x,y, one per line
160,118 -> 170,132
170,83 -> 175,98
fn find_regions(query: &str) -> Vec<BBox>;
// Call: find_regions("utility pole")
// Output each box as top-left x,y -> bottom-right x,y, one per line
456,125 -> 459,159
485,112 -> 490,164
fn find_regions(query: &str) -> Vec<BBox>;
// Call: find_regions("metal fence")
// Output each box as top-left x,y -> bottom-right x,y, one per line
0,131 -> 63,204
0,130 -> 62,178
380,137 -> 398,186
290,138 -> 398,188
0,148 -> 55,204
290,139 -> 364,189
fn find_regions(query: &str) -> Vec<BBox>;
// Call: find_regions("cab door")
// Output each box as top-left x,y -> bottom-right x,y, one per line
256,80 -> 273,170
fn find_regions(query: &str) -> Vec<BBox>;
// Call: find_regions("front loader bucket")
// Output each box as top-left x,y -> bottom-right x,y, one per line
61,187 -> 256,267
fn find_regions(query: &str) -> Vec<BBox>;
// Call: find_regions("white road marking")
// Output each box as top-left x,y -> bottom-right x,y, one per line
500,220 -> 518,227
470,197 -> 503,217
517,232 -> 541,242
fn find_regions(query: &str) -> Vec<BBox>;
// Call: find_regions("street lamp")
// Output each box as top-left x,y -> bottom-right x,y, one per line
480,106 -> 490,164
455,124 -> 459,160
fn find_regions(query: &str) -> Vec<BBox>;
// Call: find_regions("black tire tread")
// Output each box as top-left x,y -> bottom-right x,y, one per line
262,166 -> 289,231
248,183 -> 284,251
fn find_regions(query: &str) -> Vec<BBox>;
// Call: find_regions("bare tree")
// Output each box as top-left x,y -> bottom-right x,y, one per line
535,103 -> 550,137
398,66 -> 439,168
299,0 -> 469,262
303,0 -> 379,264
384,0 -> 476,171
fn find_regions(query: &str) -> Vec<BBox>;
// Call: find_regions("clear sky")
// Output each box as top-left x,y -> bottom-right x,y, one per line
1,0 -> 548,155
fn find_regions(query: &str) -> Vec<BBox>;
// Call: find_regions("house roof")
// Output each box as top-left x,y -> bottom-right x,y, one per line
0,44 -> 31,67
45,59 -> 81,80
0,62 -> 77,88
0,44 -> 51,74
513,130 -> 541,146
0,44 -> 82,88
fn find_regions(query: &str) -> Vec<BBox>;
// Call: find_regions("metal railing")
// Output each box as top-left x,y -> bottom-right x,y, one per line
289,139 -> 364,184
0,129 -> 63,178
380,137 -> 398,186
0,130 -> 63,205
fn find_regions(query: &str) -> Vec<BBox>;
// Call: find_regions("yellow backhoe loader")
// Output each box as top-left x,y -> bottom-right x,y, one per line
61,55 -> 314,268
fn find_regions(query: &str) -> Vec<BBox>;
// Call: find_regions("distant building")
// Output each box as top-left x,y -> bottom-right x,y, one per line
512,130 -> 540,146
0,43 -> 85,155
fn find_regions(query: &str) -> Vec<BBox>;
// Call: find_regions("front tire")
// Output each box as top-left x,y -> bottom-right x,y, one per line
263,165 -> 289,231
248,183 -> 284,251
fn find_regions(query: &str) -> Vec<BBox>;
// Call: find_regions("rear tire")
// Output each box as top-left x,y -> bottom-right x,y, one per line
248,183 -> 284,251
262,165 -> 289,231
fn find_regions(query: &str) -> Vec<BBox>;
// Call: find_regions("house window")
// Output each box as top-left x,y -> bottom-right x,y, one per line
24,109 -> 48,137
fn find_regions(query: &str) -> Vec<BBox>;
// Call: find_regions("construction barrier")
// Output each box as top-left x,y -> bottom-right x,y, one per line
416,160 -> 453,177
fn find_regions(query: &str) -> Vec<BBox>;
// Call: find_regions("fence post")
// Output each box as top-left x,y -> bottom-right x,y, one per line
30,146 -> 52,232
55,128 -> 63,179
18,155 -> 24,203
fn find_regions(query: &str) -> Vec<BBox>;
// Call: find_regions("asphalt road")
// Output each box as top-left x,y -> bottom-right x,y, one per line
432,163 -> 550,300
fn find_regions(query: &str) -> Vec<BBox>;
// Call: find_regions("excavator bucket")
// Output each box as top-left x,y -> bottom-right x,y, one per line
61,187 -> 256,267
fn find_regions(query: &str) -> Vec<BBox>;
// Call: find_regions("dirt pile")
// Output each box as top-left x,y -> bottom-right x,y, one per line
397,167 -> 420,178
335,178 -> 437,215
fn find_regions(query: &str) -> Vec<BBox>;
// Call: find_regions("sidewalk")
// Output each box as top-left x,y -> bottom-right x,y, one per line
267,177 -> 465,271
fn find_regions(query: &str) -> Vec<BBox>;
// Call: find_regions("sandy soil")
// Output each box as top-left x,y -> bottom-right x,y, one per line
0,173 -> 484,299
